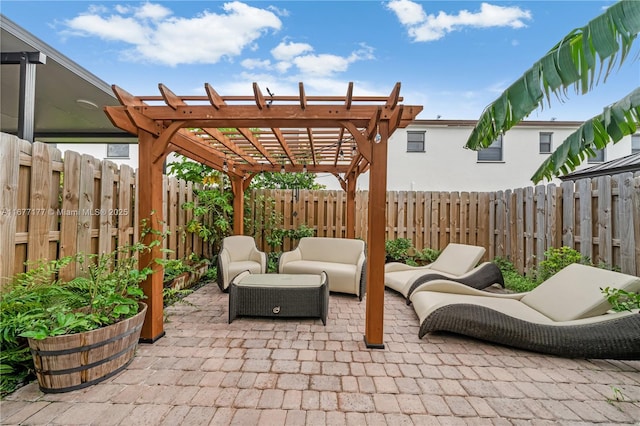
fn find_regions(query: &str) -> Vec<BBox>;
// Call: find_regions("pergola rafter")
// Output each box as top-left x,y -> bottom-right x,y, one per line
104,82 -> 422,348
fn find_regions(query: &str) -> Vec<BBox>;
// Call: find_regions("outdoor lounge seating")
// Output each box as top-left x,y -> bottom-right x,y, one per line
385,243 -> 492,300
278,237 -> 366,300
410,263 -> 640,359
216,235 -> 267,292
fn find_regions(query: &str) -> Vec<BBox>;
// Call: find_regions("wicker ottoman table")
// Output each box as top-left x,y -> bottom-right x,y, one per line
228,271 -> 328,325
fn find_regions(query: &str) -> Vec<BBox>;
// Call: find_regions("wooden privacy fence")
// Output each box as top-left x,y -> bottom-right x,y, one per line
247,173 -> 640,276
2,132 -> 639,282
0,134 -> 210,284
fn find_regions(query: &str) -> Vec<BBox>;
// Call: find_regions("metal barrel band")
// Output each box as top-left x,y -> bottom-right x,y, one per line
34,340 -> 138,375
29,323 -> 142,357
37,358 -> 135,394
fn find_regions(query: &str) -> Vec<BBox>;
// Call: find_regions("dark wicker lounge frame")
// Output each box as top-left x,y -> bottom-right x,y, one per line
404,262 -> 504,302
419,304 -> 640,360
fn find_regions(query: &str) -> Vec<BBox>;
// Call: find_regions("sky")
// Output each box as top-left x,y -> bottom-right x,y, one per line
2,0 -> 639,121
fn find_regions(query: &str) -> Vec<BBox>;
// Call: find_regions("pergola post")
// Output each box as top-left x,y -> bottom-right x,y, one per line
231,176 -> 245,235
137,130 -> 166,342
364,121 -> 389,349
346,172 -> 357,239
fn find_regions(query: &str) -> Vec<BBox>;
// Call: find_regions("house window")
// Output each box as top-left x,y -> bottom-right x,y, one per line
107,144 -> 129,158
539,132 -> 552,153
588,148 -> 605,163
407,131 -> 425,152
632,133 -> 640,154
477,135 -> 503,162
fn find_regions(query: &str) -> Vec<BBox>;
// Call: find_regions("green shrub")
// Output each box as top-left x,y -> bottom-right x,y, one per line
414,247 -> 440,265
385,238 -> 414,263
159,258 -> 194,283
267,252 -> 281,273
493,257 -> 539,293
537,246 -> 589,281
385,239 -> 441,266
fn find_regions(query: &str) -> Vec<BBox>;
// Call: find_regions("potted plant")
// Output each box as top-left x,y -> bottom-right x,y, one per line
0,242 -> 154,394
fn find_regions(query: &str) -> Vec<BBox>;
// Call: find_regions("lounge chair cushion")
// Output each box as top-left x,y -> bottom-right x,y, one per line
520,263 -> 640,321
412,291 -> 553,324
427,243 -> 486,276
385,243 -> 487,298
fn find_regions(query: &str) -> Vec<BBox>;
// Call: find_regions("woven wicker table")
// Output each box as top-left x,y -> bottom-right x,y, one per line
228,272 -> 328,325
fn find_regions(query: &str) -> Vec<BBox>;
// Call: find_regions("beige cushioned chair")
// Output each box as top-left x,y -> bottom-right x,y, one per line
217,236 -> 267,292
410,263 -> 640,359
385,243 -> 489,300
279,237 -> 366,300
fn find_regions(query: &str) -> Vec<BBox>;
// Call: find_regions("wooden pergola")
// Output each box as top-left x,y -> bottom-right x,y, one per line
104,82 -> 422,348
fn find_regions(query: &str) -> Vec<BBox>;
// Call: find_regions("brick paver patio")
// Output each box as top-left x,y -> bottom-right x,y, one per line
2,282 -> 640,425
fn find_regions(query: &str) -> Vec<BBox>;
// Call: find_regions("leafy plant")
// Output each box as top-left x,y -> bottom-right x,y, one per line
385,239 -> 442,266
163,287 -> 194,308
385,238 -> 415,264
602,287 -> 640,312
537,246 -> 589,281
267,252 -> 281,273
414,247 -> 441,265
493,257 -> 539,293
167,155 -> 233,254
248,172 -> 326,190
466,0 -> 640,183
159,258 -> 195,284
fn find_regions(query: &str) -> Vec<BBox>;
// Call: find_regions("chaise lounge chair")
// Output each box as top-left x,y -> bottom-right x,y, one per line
410,263 -> 640,359
216,235 -> 267,292
385,243 -> 502,301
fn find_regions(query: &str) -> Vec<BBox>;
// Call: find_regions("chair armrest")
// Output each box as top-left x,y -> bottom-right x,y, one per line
384,262 -> 433,273
278,248 -> 302,272
249,247 -> 268,273
216,248 -> 231,291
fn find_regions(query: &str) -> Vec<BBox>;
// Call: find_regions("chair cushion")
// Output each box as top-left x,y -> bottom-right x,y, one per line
297,237 -> 364,264
412,291 -> 553,324
428,244 -> 485,276
520,263 -> 640,322
281,260 -> 358,295
224,236 -> 259,262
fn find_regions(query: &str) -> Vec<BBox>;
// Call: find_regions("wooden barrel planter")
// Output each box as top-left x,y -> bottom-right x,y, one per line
27,303 -> 147,393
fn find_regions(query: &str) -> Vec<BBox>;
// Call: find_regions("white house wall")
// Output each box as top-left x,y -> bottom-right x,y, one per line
343,121 -> 635,192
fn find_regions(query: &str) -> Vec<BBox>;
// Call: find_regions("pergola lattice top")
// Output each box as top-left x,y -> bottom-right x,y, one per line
105,82 -> 421,187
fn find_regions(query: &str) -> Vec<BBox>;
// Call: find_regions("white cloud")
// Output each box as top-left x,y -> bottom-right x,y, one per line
134,3 -> 172,20
293,54 -> 351,77
271,41 -> 374,77
386,0 -> 426,26
387,0 -> 532,42
65,15 -> 149,44
241,58 -> 272,70
63,1 -> 282,66
271,41 -> 314,61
